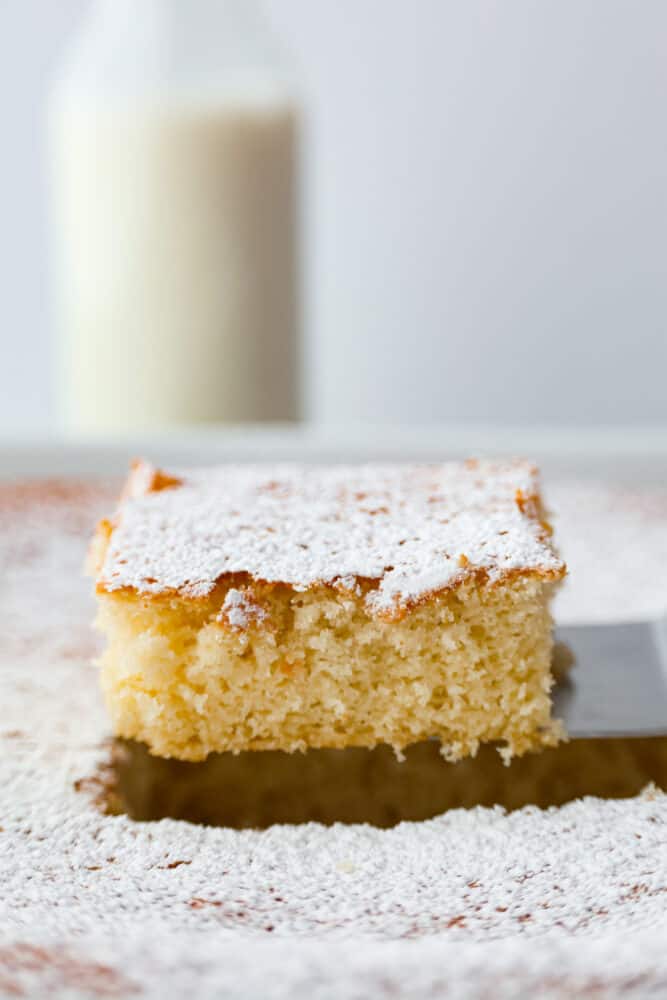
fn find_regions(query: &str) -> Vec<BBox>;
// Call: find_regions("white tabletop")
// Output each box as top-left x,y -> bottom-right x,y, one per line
1,423 -> 666,484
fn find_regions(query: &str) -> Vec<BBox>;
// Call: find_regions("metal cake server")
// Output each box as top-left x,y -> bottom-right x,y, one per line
552,615 -> 667,738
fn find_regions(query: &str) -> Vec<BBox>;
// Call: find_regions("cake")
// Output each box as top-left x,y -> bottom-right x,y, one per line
90,458 -> 566,762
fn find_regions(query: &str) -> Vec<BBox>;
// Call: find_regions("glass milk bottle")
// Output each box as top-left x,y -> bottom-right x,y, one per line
49,0 -> 299,432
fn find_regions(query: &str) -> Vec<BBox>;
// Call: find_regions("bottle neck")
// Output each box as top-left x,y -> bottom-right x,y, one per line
57,0 -> 290,102
94,0 -> 264,45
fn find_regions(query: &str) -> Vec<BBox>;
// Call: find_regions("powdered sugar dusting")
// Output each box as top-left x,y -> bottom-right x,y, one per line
4,475 -> 667,998
218,588 -> 267,629
97,460 -> 564,613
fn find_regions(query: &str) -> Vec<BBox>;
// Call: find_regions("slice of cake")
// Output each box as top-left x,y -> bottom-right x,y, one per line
90,459 -> 566,762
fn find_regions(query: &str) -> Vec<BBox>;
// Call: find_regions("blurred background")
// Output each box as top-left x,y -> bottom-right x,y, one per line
0,0 -> 665,437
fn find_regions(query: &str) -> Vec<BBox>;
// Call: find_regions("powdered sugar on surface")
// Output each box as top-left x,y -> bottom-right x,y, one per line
551,481 -> 667,624
98,460 -> 564,613
3,475 -> 667,999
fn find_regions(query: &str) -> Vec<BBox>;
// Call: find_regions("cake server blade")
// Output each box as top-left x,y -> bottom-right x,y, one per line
552,616 -> 667,738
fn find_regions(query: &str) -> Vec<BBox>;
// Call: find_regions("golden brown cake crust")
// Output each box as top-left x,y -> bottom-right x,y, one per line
94,458 -> 565,620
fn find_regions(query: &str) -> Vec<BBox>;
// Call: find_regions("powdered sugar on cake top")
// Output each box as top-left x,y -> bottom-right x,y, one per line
97,460 -> 564,613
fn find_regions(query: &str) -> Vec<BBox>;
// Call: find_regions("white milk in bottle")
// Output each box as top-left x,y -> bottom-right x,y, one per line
49,0 -> 299,431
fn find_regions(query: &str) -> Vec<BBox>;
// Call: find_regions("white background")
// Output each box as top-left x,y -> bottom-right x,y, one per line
1,0 -> 666,433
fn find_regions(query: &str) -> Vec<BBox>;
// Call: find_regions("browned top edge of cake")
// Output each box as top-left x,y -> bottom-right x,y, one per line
91,458 -> 566,621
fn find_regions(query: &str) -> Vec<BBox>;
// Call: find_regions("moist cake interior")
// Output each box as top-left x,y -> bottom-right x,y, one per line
96,575 -> 561,761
